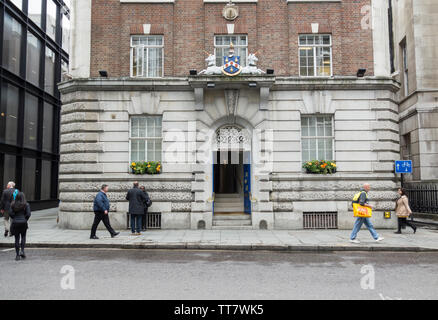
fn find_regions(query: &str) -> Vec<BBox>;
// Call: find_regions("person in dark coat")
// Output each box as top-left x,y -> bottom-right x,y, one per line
9,191 -> 31,261
0,181 -> 17,237
90,184 -> 119,239
126,181 -> 147,235
139,185 -> 152,231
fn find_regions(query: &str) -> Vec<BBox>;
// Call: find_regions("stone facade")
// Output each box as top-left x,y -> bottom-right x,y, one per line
58,76 -> 399,230
58,0 -> 402,230
392,0 -> 438,182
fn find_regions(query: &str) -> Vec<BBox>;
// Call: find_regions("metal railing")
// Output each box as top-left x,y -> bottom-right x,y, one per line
404,183 -> 438,214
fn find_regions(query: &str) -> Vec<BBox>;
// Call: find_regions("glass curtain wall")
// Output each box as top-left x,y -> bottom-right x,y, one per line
0,0 -> 70,209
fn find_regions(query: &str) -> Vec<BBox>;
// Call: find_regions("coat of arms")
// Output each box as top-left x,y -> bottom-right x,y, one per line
221,43 -> 242,76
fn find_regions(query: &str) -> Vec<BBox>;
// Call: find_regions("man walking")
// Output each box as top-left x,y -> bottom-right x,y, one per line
0,181 -> 17,237
90,184 -> 119,239
350,183 -> 384,243
126,181 -> 148,235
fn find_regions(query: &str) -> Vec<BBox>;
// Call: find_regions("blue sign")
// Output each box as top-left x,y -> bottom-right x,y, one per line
395,160 -> 412,173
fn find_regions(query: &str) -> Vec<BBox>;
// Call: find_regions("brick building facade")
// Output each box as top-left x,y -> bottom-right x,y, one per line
58,0 -> 401,230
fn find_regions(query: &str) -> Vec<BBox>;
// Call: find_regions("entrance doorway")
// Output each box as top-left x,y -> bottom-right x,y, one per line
213,150 -> 251,214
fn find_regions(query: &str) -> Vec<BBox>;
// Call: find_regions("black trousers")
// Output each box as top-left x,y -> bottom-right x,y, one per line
11,223 -> 27,255
91,211 -> 116,237
397,217 -> 416,232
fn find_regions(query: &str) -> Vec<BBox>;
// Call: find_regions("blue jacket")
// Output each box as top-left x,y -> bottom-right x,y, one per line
93,191 -> 110,212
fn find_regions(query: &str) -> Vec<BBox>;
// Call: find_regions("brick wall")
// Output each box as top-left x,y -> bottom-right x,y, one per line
90,0 -> 374,77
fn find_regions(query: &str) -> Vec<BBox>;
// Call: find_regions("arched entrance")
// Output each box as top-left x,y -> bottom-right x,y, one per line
213,125 -> 251,215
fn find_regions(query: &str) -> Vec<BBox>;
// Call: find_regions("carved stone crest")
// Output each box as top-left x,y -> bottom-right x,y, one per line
223,1 -> 239,21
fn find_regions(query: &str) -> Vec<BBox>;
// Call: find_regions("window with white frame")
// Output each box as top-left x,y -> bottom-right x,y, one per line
299,34 -> 332,77
214,35 -> 248,67
301,116 -> 334,162
130,35 -> 163,78
130,116 -> 162,162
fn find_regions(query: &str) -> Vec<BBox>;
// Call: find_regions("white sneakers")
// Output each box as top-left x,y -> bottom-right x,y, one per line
349,237 -> 384,244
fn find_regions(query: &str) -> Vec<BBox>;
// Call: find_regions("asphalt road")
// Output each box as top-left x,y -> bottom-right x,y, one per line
1,248 -> 437,300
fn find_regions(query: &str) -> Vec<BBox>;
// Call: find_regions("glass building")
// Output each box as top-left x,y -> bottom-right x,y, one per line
0,0 -> 70,209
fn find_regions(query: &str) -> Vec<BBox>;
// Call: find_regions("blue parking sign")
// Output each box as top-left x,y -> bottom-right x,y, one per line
395,160 -> 412,173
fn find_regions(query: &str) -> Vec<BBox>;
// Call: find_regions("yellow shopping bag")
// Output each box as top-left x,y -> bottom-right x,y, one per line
353,203 -> 372,218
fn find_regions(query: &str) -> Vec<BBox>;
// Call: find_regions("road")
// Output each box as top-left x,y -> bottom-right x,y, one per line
1,248 -> 437,300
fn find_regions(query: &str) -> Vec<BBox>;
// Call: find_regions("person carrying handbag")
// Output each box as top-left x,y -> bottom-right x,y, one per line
394,187 -> 416,234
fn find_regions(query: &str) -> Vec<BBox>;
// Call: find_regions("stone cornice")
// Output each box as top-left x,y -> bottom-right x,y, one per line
273,76 -> 400,92
58,76 -> 400,94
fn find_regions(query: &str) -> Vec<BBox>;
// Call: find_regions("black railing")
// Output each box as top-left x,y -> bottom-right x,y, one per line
404,184 -> 438,214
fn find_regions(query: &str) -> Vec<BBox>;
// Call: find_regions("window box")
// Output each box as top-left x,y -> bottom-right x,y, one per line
303,160 -> 337,174
130,161 -> 161,175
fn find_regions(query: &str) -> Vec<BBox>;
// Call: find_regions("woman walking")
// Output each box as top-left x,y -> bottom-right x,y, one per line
9,192 -> 31,260
394,188 -> 416,234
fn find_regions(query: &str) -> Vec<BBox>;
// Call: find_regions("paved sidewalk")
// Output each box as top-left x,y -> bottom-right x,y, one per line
1,208 -> 438,252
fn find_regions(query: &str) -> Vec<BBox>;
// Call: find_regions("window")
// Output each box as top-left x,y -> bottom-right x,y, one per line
301,116 -> 334,162
2,13 -> 22,75
42,103 -> 54,153
401,40 -> 409,96
0,83 -> 19,146
402,133 -> 411,161
8,0 -> 22,10
299,34 -> 332,77
46,0 -> 57,41
130,35 -> 163,78
62,11 -> 71,53
22,158 -> 36,201
214,35 -> 247,67
45,46 -> 56,95
130,116 -> 162,162
41,160 -> 52,200
26,32 -> 42,87
28,0 -> 42,28
23,93 -> 39,150
2,154 -> 16,189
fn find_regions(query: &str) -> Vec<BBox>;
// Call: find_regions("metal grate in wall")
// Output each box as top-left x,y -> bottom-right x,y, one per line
126,212 -> 161,229
303,212 -> 338,229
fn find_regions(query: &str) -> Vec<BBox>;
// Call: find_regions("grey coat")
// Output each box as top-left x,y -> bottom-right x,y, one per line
126,187 -> 148,215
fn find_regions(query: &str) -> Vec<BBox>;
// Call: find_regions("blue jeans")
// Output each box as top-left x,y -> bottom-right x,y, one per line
130,215 -> 143,233
350,217 -> 379,240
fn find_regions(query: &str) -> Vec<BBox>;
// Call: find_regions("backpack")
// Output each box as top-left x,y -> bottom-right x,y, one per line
352,191 -> 366,206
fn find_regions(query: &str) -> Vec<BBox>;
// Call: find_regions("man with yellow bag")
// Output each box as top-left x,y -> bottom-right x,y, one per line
349,183 -> 385,244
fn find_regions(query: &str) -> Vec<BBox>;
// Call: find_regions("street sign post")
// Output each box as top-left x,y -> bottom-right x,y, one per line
395,160 -> 412,174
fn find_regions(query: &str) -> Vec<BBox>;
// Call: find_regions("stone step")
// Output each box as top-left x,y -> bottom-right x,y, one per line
213,219 -> 252,226
213,214 -> 251,221
214,207 -> 244,213
212,226 -> 254,230
215,193 -> 242,199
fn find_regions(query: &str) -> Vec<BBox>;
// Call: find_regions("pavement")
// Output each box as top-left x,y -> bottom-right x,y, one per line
1,208 -> 438,252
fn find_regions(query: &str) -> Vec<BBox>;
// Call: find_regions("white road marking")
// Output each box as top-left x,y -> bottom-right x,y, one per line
1,248 -> 15,252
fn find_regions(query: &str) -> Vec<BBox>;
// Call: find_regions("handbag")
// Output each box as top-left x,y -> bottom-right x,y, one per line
146,198 -> 152,208
353,203 -> 372,218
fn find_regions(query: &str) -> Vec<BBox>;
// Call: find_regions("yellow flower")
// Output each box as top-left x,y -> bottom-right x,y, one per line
332,163 -> 337,167
307,162 -> 312,165
131,162 -> 136,166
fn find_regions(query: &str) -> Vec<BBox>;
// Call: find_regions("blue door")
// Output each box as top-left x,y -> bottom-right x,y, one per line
243,151 -> 251,214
